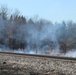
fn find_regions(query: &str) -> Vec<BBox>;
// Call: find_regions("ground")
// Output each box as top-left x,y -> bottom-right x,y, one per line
0,52 -> 76,75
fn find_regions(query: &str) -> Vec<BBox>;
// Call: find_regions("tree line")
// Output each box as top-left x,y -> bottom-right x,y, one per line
0,6 -> 76,53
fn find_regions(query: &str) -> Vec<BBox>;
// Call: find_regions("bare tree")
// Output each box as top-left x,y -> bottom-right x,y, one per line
0,5 -> 9,20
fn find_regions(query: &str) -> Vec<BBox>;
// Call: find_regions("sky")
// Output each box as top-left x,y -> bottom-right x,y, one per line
0,0 -> 76,22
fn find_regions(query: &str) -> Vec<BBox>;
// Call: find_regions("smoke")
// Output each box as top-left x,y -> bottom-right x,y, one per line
0,16 -> 76,57
22,20 -> 62,54
0,18 -> 65,52
63,49 -> 76,57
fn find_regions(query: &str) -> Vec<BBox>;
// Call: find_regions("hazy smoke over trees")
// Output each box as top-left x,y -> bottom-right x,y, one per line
0,6 -> 76,54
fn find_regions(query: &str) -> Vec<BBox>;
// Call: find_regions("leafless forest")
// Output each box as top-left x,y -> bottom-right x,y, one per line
0,6 -> 76,54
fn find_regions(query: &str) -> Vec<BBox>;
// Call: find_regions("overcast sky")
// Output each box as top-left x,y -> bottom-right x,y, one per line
0,0 -> 76,22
